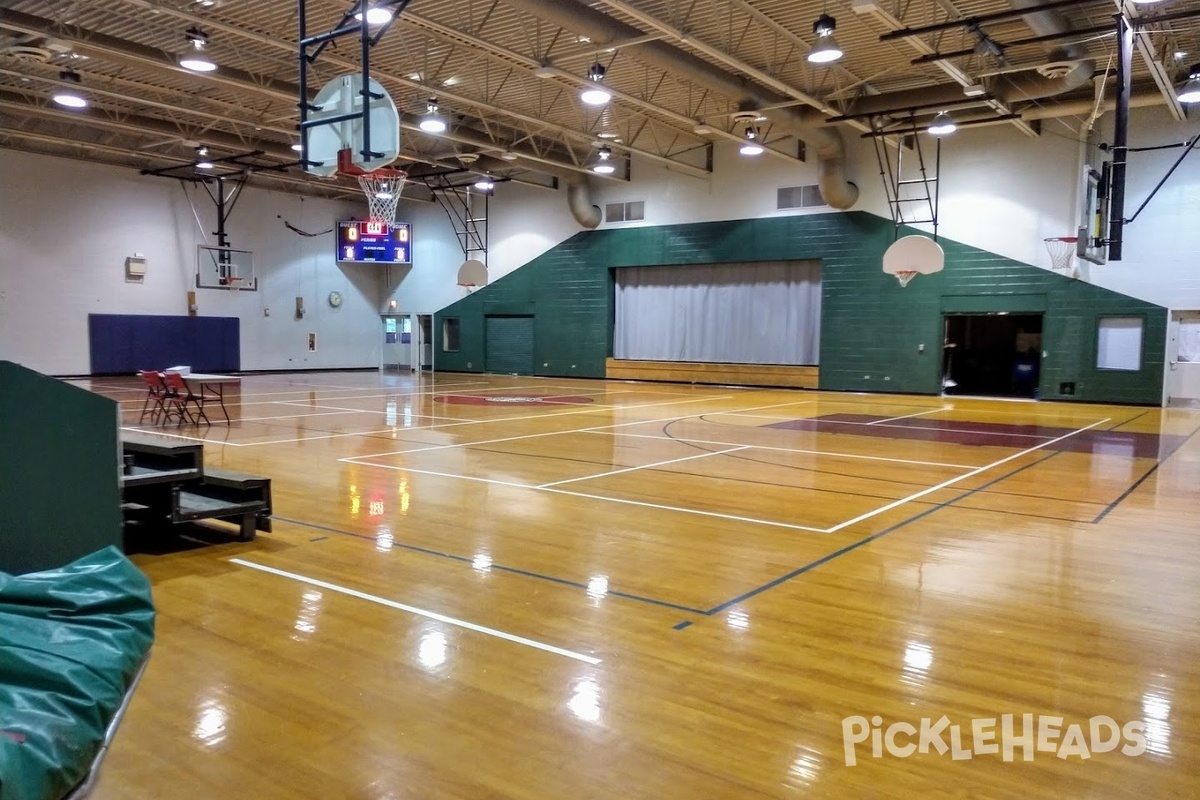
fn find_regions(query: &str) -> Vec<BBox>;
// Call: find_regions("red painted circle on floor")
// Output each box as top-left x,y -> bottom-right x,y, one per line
436,393 -> 595,406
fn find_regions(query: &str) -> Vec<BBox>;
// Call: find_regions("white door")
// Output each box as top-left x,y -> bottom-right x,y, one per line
1165,310 -> 1200,406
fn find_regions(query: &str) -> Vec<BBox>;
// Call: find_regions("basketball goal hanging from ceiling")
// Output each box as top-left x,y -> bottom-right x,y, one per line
882,235 -> 945,287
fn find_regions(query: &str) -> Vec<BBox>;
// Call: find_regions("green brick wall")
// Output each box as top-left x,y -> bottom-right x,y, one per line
435,211 -> 1165,404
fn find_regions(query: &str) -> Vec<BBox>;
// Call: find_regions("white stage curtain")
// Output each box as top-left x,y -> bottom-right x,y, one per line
613,261 -> 821,365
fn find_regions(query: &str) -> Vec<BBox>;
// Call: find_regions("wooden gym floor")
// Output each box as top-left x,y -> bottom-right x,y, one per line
78,371 -> 1199,799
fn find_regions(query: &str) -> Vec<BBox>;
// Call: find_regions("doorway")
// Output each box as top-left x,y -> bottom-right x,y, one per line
942,313 -> 1043,399
380,314 -> 433,373
1166,310 -> 1200,407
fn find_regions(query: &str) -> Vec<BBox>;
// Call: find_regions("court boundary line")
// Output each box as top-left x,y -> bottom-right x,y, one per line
346,416 -> 1106,535
586,430 -> 980,470
537,445 -> 751,488
1092,420 -> 1200,523
693,450 -> 1067,620
271,515 -> 708,615
230,558 -> 602,664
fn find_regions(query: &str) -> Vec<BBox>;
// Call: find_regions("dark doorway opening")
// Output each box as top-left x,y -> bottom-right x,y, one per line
942,313 -> 1043,398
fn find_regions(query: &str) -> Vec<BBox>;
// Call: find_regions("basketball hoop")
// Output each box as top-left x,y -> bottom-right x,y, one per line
338,148 -> 407,224
1044,236 -> 1078,276
225,277 -> 246,291
882,235 -> 944,289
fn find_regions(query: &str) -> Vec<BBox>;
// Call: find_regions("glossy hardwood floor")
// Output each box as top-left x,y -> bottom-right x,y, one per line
77,371 -> 1200,799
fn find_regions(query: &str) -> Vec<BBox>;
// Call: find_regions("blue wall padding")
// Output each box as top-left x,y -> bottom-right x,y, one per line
88,314 -> 240,374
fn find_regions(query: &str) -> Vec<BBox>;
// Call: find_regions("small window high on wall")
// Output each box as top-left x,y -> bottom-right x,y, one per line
1096,316 -> 1143,371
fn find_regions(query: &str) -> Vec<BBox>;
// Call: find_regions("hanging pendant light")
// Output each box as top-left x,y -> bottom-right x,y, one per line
52,70 -> 88,109
592,145 -> 616,174
419,97 -> 447,133
807,14 -> 843,64
927,110 -> 957,136
581,63 -> 612,106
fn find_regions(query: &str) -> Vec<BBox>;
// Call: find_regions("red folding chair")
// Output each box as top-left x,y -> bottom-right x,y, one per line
137,370 -> 167,424
164,372 -> 210,425
160,372 -> 197,426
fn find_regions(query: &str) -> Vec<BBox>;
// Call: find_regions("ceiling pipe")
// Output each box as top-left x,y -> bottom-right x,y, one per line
844,0 -> 1095,126
989,0 -> 1094,103
503,0 -> 859,209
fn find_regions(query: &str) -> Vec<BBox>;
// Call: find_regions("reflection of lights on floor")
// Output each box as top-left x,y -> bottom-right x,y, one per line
903,641 -> 933,672
726,609 -> 749,630
787,749 -> 821,786
568,676 -> 601,723
472,553 -> 493,572
292,588 -> 323,640
586,575 -> 609,598
375,526 -> 394,552
192,698 -> 229,747
419,630 -> 448,670
1142,691 -> 1172,756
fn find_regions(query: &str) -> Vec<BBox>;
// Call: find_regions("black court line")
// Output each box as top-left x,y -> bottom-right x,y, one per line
1092,422 -> 1200,524
698,450 -> 1064,618
272,515 -> 708,615
1108,411 -> 1149,431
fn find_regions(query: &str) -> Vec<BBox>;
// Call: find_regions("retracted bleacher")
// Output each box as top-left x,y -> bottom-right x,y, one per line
121,433 -> 272,541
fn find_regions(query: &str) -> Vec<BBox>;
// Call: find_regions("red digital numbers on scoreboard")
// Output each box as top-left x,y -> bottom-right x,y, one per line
364,221 -> 385,236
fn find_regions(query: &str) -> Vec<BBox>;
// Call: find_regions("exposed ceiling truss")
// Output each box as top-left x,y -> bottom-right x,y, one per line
1,0 -> 1197,202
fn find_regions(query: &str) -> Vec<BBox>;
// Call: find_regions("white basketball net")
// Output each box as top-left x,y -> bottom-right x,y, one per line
1045,237 -> 1077,275
357,171 -> 408,224
894,270 -> 918,288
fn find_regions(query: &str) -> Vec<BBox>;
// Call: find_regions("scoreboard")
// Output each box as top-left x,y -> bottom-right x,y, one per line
336,220 -> 412,264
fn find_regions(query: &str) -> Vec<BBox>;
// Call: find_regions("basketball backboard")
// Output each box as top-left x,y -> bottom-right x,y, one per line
1077,163 -> 1109,265
305,74 -> 400,178
197,245 -> 256,290
882,234 -> 945,287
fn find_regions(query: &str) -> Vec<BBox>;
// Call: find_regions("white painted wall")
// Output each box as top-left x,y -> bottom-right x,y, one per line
0,149 -> 464,375
1087,106 -> 1200,309
4,103 -> 1196,376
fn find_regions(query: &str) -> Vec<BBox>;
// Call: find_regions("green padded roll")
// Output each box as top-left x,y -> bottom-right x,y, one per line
0,546 -> 155,800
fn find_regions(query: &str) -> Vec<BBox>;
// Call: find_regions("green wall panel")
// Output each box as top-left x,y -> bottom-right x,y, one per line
485,316 -> 536,375
0,361 -> 123,575
435,212 -> 1165,404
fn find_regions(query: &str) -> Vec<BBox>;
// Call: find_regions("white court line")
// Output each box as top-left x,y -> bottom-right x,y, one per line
335,393 -> 767,458
273,401 -> 374,413
340,460 -> 535,490
230,558 -> 600,664
539,487 -> 829,532
822,418 -> 1110,533
867,407 -> 950,425
537,445 -> 751,488
346,457 -> 829,532
799,418 -> 1058,440
347,397 -> 813,459
119,426 -> 242,446
110,382 -> 550,408
585,430 -> 979,470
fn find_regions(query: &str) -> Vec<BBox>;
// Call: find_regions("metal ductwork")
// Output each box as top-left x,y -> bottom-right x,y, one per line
503,0 -> 859,210
463,154 -> 601,228
987,0 -> 1094,102
845,1 -> 1094,124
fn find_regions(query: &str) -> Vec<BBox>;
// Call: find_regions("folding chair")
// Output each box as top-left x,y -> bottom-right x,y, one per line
160,371 -> 196,426
165,372 -> 210,425
137,370 -> 167,424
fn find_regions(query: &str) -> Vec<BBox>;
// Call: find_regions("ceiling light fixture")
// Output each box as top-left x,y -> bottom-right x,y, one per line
498,150 -> 519,161
291,143 -> 303,152
474,176 -> 495,191
353,5 -> 394,25
195,146 -> 214,169
739,126 -> 764,156
592,145 -> 616,174
581,62 -> 612,106
418,97 -> 447,133
807,14 -> 843,64
179,27 -> 217,72
1178,64 -> 1200,103
52,70 -> 88,109
927,110 -> 957,135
